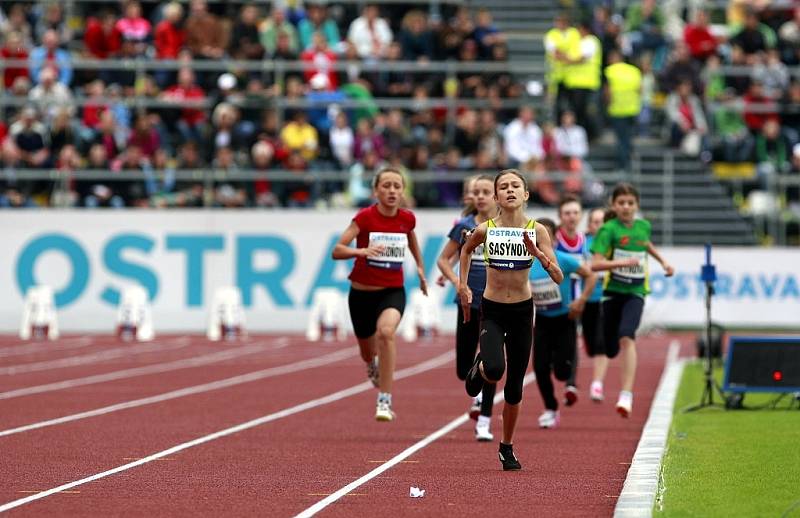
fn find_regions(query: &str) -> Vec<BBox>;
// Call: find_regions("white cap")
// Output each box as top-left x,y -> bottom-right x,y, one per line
217,73 -> 237,91
310,73 -> 330,90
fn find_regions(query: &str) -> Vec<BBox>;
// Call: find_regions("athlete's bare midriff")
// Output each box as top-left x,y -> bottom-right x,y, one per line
483,268 -> 533,303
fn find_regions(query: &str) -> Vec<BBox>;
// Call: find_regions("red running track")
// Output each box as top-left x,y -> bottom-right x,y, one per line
0,333 -> 687,517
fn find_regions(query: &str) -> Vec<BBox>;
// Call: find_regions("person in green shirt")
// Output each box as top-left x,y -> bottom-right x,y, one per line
589,183 -> 674,418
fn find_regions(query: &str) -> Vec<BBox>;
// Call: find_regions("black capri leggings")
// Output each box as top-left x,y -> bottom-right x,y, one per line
456,305 -> 497,417
533,313 -> 577,411
479,298 -> 534,405
602,293 -> 645,358
581,301 -> 605,357
348,287 -> 406,339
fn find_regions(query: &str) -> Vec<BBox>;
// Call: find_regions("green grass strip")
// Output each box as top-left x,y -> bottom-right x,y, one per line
654,362 -> 800,517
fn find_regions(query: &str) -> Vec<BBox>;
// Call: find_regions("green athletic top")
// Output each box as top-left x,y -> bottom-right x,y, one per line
590,218 -> 652,296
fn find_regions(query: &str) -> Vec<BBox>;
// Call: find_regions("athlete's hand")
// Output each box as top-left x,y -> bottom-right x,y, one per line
568,298 -> 586,320
418,268 -> 429,296
621,258 -> 640,267
360,244 -> 386,258
435,275 -> 447,287
458,284 -> 472,322
522,231 -> 540,257
662,262 -> 675,277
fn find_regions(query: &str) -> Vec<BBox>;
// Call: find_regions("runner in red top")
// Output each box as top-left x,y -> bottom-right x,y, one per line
333,168 -> 428,421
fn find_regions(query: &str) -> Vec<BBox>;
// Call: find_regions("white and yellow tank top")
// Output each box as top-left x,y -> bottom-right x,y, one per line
483,219 -> 536,270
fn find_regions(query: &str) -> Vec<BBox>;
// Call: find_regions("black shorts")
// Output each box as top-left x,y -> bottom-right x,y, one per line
348,287 -> 406,339
581,301 -> 605,357
602,293 -> 644,358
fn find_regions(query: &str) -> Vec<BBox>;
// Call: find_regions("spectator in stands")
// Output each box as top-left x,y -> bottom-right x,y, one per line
283,151 -> 315,207
348,148 -> 381,207
754,50 -> 790,100
563,20 -> 602,140
306,73 -> 346,138
778,6 -> 800,65
503,106 -> 544,170
544,13 -> 580,124
29,29 -> 72,86
272,30 -> 299,65
781,81 -> 800,136
153,2 -> 185,88
457,39 -> 484,97
34,3 -> 72,47
8,106 -> 50,169
373,41 -> 413,97
94,110 -> 124,161
128,113 -> 161,159
399,10 -> 434,62
683,9 -> 718,63
116,1 -> 151,57
210,102 -> 246,155
730,9 -> 776,57
726,45 -> 752,96
2,4 -> 33,47
250,140 -> 280,207
743,79 -> 779,134
347,4 -> 393,60
301,32 -> 338,89
712,88 -> 753,163
658,43 -> 702,96
454,109 -> 481,166
478,109 -> 504,167
624,0 -> 668,66
666,79 -> 708,158
298,2 -> 342,52
330,112 -> 354,169
604,49 -> 642,172
162,68 -> 207,144
438,6 -> 474,60
2,31 -> 29,89
229,5 -> 264,60
83,11 -> 122,64
260,6 -> 299,56
755,119 -> 793,187
353,117 -> 386,161
280,110 -> 319,163
185,0 -> 227,60
554,110 -> 588,194
28,66 -> 73,123
49,108 -> 77,157
473,8 -> 505,60
212,147 -> 247,208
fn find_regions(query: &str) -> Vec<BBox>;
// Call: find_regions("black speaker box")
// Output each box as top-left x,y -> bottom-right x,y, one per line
723,336 -> 800,393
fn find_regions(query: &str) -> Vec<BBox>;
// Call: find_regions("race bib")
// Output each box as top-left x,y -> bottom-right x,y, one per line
485,227 -> 535,270
367,232 -> 407,270
531,278 -> 562,311
471,243 -> 485,264
611,249 -> 647,285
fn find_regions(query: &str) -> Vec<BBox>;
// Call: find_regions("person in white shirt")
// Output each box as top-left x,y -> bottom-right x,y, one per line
330,111 -> 355,168
502,106 -> 558,205
553,110 -> 587,196
347,4 -> 393,60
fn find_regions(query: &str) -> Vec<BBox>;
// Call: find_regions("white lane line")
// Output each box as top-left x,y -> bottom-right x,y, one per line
0,348 -> 358,438
614,340 -> 684,518
295,372 -> 536,518
0,339 -> 193,376
0,335 -> 91,353
0,342 -> 281,401
0,350 -> 454,513
0,337 -> 96,359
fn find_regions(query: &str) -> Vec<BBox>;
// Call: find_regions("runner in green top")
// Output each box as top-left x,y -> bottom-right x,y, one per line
589,183 -> 674,418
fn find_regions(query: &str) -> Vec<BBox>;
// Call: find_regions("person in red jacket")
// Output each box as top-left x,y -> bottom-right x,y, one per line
332,168 -> 428,422
1,31 -> 29,89
83,11 -> 122,59
683,10 -> 719,62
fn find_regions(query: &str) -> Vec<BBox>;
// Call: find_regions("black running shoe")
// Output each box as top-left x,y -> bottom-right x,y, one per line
465,354 -> 484,397
498,442 -> 521,471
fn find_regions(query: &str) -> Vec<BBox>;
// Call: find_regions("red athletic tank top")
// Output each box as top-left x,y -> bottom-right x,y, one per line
349,204 -> 416,287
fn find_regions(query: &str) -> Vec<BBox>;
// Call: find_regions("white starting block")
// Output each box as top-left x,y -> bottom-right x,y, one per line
207,286 -> 246,341
19,285 -> 59,340
400,288 -> 441,342
116,286 -> 154,342
306,288 -> 348,342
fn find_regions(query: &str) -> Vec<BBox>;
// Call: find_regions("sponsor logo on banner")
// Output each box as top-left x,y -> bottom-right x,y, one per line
1,211 -> 798,331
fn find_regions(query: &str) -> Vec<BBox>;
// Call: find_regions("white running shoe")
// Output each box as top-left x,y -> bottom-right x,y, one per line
366,357 -> 379,388
375,400 -> 395,421
538,409 -> 560,429
475,421 -> 494,442
590,381 -> 605,402
616,391 -> 633,418
469,394 -> 482,420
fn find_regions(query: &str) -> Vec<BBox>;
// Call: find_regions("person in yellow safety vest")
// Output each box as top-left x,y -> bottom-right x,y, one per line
544,13 -> 580,123
604,49 -> 642,172
563,21 -> 602,140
